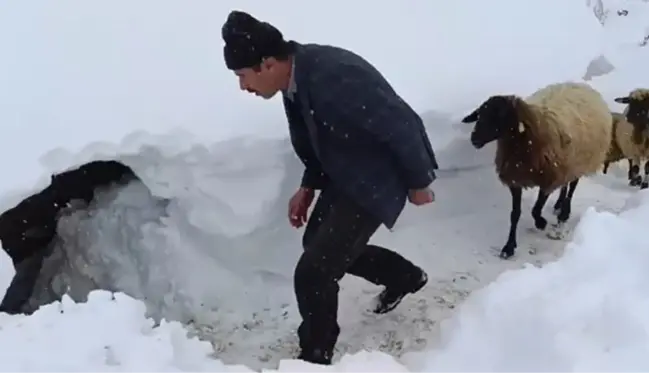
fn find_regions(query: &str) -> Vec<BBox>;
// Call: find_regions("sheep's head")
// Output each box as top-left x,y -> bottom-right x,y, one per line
461,95 -> 519,149
614,88 -> 649,128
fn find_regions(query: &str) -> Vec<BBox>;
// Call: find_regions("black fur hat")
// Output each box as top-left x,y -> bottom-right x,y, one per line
221,10 -> 288,70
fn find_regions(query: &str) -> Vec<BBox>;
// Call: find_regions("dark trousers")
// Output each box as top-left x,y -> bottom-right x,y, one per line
294,188 -> 422,361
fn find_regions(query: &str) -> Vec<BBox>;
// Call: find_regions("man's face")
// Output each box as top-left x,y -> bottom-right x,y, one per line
234,61 -> 280,99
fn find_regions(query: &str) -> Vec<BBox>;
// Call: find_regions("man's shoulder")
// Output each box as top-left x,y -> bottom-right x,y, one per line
294,42 -> 366,70
295,42 -> 352,57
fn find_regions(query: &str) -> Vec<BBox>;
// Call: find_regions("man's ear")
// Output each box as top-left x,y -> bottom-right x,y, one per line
260,57 -> 276,72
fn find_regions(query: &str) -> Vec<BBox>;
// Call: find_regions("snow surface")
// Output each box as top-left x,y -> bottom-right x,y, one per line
0,0 -> 648,371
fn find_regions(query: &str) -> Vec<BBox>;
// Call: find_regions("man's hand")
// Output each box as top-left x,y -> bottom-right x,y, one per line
288,187 -> 315,228
408,187 -> 435,206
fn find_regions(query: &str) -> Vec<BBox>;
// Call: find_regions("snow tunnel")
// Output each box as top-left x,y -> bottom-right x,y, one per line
0,159 -> 172,318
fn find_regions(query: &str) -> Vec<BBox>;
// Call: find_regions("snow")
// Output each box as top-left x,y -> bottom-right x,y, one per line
588,0 -> 649,112
405,193 -> 649,371
12,185 -> 645,371
0,0 -> 648,371
0,0 -> 603,191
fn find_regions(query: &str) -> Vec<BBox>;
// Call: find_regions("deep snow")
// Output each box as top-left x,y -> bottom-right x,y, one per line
0,0 -> 648,371
4,179 -> 649,372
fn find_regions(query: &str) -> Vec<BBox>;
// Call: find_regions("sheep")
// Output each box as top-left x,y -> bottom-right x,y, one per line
602,111 -> 649,188
461,81 -> 612,259
601,113 -> 629,174
610,88 -> 649,188
0,159 -> 171,315
614,88 -> 649,131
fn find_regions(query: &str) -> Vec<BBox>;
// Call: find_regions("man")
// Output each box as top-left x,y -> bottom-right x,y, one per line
221,10 -> 439,365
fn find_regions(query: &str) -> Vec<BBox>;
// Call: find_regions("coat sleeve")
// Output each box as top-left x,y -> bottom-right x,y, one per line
283,96 -> 328,189
308,63 -> 437,190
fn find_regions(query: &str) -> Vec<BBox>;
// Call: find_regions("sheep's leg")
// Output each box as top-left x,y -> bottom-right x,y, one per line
627,159 -> 633,180
602,161 -> 609,174
552,186 -> 567,216
642,160 -> 649,189
557,179 -> 579,222
531,188 -> 550,230
548,179 -> 580,240
629,160 -> 642,186
500,186 -> 522,260
0,251 -> 46,314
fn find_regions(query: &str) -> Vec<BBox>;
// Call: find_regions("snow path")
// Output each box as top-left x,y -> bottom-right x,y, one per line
181,128 -> 636,370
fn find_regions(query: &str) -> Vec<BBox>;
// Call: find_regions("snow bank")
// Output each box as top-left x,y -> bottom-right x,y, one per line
0,282 -> 405,371
0,0 -> 603,192
412,0 -> 603,115
598,0 -> 649,51
403,190 -> 649,371
5,132 -> 305,328
9,111 -> 475,329
588,9 -> 649,131
592,67 -> 649,113
4,163 -> 649,371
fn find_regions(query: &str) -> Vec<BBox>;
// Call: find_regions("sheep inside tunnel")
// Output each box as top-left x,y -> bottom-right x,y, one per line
0,159 -> 172,317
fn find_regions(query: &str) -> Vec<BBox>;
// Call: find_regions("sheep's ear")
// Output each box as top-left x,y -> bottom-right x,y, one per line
614,96 -> 630,104
461,109 -> 479,123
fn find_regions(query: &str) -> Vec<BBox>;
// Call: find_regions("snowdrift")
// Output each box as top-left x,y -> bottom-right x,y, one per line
3,133 -> 306,325
3,111 -> 469,326
0,0 -> 603,191
404,190 -> 649,371
0,103 -> 633,371
3,162 -> 649,371
589,0 -> 649,110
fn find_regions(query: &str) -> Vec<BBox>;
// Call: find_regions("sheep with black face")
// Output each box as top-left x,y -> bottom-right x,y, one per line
608,89 -> 649,188
462,81 -> 612,259
614,88 -> 649,127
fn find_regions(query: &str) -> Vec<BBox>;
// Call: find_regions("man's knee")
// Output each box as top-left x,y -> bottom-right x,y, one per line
293,250 -> 343,292
294,252 -> 325,286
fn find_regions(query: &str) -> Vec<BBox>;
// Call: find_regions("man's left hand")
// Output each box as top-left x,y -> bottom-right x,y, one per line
408,188 -> 435,205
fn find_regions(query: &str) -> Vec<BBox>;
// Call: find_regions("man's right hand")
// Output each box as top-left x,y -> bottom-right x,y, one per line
288,187 -> 315,228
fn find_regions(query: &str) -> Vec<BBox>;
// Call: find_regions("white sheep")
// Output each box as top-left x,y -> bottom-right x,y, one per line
461,81 -> 612,259
606,89 -> 649,188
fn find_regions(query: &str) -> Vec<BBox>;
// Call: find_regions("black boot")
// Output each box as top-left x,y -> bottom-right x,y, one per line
297,347 -> 332,365
372,269 -> 428,314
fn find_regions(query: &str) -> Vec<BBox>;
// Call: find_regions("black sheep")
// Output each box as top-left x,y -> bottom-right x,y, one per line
0,159 -> 170,314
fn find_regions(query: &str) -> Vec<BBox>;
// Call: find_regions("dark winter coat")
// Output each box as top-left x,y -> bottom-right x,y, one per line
283,41 -> 438,229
